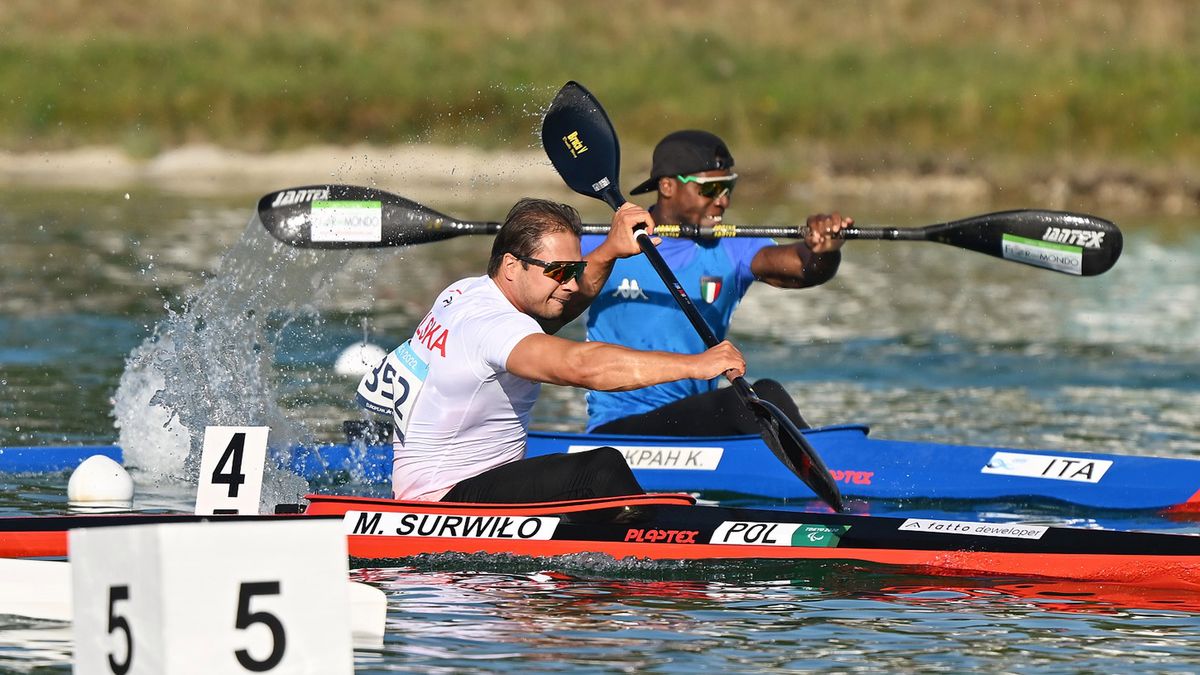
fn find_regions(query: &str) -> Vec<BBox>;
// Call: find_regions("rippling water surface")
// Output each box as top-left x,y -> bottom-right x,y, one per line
1,186 -> 1199,672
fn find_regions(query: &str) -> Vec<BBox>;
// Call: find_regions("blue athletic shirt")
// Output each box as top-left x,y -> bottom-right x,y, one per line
580,234 -> 775,430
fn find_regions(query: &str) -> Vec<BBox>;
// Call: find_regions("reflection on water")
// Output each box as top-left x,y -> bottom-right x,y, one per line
0,618 -> 71,673
7,559 -> 1200,673
344,565 -> 1200,673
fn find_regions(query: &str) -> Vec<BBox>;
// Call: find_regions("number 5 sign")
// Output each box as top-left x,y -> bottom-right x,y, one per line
71,519 -> 352,674
195,427 -> 270,515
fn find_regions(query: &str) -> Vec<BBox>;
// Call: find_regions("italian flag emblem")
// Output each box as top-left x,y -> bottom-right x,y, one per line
700,276 -> 723,303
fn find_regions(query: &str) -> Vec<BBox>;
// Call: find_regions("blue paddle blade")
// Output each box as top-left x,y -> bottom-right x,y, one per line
541,81 -> 626,210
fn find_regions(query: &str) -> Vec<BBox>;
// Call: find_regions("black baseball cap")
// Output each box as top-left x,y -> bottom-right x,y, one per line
629,130 -> 735,195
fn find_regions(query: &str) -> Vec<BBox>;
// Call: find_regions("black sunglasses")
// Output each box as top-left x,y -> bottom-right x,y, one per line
511,253 -> 588,284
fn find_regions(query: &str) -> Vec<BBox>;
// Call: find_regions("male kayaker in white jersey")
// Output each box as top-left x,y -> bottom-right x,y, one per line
358,197 -> 745,502
581,130 -> 852,436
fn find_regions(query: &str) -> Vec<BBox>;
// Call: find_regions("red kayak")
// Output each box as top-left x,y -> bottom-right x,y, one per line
4,493 -> 1200,589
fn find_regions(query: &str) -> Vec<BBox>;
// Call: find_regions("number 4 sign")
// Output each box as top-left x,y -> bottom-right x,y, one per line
195,427 -> 270,515
71,519 -> 353,674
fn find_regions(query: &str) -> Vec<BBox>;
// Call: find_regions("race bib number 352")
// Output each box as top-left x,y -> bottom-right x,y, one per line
355,340 -> 429,440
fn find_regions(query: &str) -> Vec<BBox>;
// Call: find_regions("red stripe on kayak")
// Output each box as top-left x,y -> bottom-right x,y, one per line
306,492 -> 696,516
345,536 -> 1200,588
6,525 -> 1200,589
0,531 -> 67,558
1161,487 -> 1200,515
0,514 -> 325,558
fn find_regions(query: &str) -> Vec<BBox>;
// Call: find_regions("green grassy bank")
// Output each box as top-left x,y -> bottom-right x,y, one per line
2,1 -> 1198,196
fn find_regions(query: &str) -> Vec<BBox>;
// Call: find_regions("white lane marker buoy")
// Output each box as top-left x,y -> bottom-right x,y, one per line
333,342 -> 387,377
67,455 -> 134,507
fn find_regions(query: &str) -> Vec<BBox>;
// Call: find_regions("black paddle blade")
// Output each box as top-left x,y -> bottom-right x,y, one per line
932,210 -> 1122,277
258,184 -> 490,249
848,210 -> 1122,276
541,82 -> 626,210
740,388 -> 845,512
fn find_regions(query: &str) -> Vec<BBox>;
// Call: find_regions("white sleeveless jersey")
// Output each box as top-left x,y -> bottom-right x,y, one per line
366,276 -> 542,499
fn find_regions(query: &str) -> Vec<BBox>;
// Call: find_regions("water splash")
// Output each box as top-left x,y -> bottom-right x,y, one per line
113,214 -> 353,508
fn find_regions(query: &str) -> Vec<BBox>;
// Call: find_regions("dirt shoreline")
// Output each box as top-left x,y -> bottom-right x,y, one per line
0,144 -> 563,202
1,144 -> 1196,216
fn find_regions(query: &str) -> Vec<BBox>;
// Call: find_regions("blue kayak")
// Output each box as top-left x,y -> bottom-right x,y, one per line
5,424 -> 1200,512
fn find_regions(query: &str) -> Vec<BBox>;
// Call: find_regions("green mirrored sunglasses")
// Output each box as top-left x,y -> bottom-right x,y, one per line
676,173 -> 739,199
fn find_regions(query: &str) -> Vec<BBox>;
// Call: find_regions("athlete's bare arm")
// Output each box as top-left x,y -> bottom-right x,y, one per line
552,203 -> 660,331
506,334 -> 744,391
751,212 -> 850,288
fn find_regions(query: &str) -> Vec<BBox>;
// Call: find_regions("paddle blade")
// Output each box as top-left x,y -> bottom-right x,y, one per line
924,210 -> 1123,276
258,184 -> 491,249
738,384 -> 844,512
758,401 -> 844,512
541,81 -> 626,209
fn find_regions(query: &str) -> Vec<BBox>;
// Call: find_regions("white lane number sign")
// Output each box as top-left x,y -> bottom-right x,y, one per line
71,519 -> 352,674
195,426 -> 269,515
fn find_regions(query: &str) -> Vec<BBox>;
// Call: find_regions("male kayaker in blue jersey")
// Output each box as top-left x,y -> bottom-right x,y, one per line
581,130 -> 851,436
358,198 -> 745,503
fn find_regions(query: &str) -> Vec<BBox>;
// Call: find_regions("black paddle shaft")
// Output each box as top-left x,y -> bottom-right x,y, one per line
633,231 -> 721,344
632,229 -> 842,511
257,185 -> 1122,277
